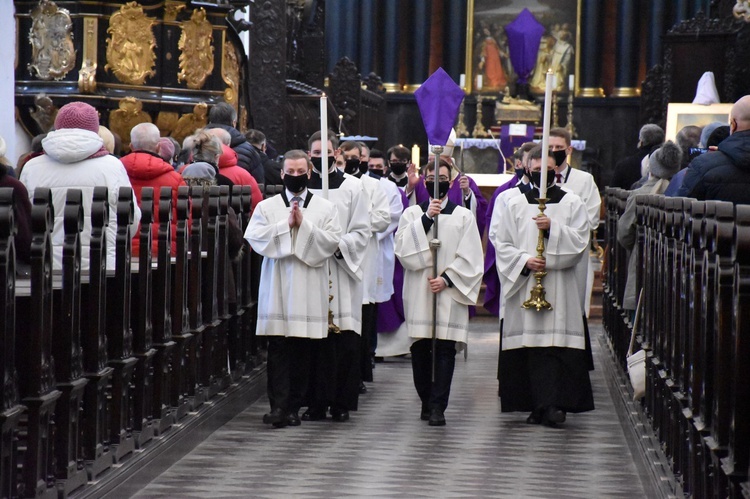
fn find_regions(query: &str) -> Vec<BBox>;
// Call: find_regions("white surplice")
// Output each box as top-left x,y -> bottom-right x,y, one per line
244,192 -> 342,339
310,176 -> 371,334
395,201 -> 483,346
493,188 -> 589,350
353,173 -> 392,304
374,177 -> 403,303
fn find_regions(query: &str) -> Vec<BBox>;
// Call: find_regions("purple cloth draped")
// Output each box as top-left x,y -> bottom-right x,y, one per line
505,9 -> 545,85
482,176 -> 519,316
377,259 -> 405,333
414,68 -> 466,148
413,175 -> 488,236
499,125 -> 536,171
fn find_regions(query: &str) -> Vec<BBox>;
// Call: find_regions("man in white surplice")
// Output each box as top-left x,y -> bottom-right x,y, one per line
303,131 -> 371,423
492,146 -> 594,426
244,150 -> 342,428
395,158 -> 483,427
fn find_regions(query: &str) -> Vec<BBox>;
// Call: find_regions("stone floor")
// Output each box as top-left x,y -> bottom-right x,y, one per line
124,318 -> 651,498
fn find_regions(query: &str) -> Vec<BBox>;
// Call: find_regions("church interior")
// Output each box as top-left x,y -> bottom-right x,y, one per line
2,0 -> 750,497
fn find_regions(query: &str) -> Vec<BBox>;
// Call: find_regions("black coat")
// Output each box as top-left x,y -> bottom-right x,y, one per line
611,147 -> 650,190
679,129 -> 750,204
205,124 -> 264,184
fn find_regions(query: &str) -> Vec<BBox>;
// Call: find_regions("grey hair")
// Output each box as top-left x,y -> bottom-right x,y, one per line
130,122 -> 161,153
207,127 -> 232,146
638,124 -> 665,149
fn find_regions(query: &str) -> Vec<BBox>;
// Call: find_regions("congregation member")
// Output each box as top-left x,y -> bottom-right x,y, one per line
244,150 -> 342,428
492,146 -> 594,426
208,128 -> 262,213
0,135 -> 31,265
20,101 -> 140,271
120,122 -> 185,255
395,157 -> 483,426
610,124 -> 664,190
246,129 -> 282,186
304,131 -> 370,422
205,102 -> 264,184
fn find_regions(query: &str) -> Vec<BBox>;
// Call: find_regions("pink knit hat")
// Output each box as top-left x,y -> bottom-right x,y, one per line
55,102 -> 100,133
158,137 -> 175,162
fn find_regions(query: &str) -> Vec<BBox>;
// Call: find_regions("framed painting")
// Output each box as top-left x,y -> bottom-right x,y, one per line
665,103 -> 732,141
464,0 -> 581,96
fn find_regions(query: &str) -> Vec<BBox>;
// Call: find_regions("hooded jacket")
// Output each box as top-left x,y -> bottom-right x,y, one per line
205,123 -> 264,184
217,145 -> 262,213
19,128 -> 141,270
120,150 -> 186,255
679,129 -> 750,203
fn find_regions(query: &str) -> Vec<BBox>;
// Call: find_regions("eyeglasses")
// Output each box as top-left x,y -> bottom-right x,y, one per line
425,175 -> 450,182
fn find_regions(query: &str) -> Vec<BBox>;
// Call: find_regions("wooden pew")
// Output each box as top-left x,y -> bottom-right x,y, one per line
105,187 -> 138,463
17,188 -> 61,499
227,185 -> 246,379
214,186 -> 231,389
51,189 -> 89,497
151,186 -> 176,435
170,186 -> 192,420
80,187 -> 113,480
200,187 -> 221,397
0,188 -> 23,498
187,186 -> 207,408
243,186 -> 262,368
131,187 -> 156,448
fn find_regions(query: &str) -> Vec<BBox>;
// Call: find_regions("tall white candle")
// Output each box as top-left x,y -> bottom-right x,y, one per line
320,93 -> 329,199
459,73 -> 466,89
477,74 -> 483,90
569,74 -> 575,91
539,70 -> 554,199
411,144 -> 420,171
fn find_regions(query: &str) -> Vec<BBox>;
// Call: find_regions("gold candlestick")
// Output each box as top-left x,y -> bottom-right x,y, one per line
472,96 -> 488,138
522,198 -> 553,311
552,92 -> 559,128
455,100 -> 469,138
566,91 -> 575,138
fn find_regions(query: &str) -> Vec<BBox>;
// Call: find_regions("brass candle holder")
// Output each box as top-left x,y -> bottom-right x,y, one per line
522,197 -> 553,311
455,100 -> 469,138
472,96 -> 489,138
566,91 -> 575,137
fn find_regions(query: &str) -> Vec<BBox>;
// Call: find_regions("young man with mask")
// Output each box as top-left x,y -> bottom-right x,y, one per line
337,141 -> 392,389
305,131 -> 371,422
492,145 -> 594,426
386,145 -> 413,188
395,158 -> 484,426
244,150 -> 342,428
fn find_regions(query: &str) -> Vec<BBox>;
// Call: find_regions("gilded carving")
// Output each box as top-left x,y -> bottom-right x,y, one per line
171,102 -> 208,145
164,1 -> 186,22
29,93 -> 58,133
178,9 -> 214,89
28,0 -> 76,80
109,97 -> 152,153
156,112 -> 180,137
78,16 -> 98,94
105,2 -> 156,86
221,31 -> 240,108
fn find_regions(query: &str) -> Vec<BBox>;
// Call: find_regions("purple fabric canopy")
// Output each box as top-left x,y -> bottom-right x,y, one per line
505,9 -> 545,85
414,68 -> 465,148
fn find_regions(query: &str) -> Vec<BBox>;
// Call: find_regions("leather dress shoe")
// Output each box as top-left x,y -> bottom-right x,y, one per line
428,408 -> 446,426
287,411 -> 301,427
330,408 -> 350,422
420,405 -> 430,421
526,408 -> 543,425
544,406 -> 566,426
263,408 -> 287,428
359,381 -> 368,394
301,408 -> 327,421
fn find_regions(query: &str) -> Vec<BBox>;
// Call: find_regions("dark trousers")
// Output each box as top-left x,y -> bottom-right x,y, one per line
360,303 -> 378,382
333,330 -> 361,411
410,338 -> 457,411
267,336 -> 312,414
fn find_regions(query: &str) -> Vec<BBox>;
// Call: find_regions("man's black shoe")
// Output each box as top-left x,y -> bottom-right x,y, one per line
264,408 -> 287,428
359,381 -> 368,394
428,408 -> 446,426
330,408 -> 350,422
287,411 -> 301,427
544,406 -> 566,426
526,408 -> 543,425
301,407 -> 327,421
420,405 -> 430,421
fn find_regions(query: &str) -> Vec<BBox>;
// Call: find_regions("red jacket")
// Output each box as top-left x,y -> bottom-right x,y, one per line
218,145 -> 262,213
121,151 -> 186,256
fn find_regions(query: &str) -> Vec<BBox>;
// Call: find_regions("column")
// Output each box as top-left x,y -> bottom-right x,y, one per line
325,0 -> 342,74
1,6 -> 15,160
612,0 -> 640,97
358,0 -> 376,75
647,0 -> 666,69
407,0 -> 431,91
382,0 -> 400,91
341,0 -> 358,65
672,0 -> 689,26
579,0 -> 605,97
445,0 -> 466,80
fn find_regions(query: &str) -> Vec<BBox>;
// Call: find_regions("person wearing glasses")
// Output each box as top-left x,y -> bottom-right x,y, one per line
394,158 -> 483,427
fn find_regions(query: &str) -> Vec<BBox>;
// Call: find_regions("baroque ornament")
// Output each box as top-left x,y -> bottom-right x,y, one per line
178,8 -> 214,89
109,97 -> 152,153
28,0 -> 76,80
171,102 -> 208,145
221,32 -> 240,107
105,2 -> 156,85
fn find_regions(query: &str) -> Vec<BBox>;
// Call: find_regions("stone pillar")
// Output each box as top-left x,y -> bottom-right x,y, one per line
579,0 -> 605,97
612,0 -> 640,97
647,0 -> 667,68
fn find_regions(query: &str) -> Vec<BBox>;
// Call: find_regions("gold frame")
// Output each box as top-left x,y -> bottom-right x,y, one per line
464,0 -> 582,96
665,103 -> 732,142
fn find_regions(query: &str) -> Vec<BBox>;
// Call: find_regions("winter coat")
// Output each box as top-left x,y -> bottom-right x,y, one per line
217,146 -> 262,213
205,124 -> 264,184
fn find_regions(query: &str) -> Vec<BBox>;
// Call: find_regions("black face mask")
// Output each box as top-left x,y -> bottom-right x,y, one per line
359,161 -> 369,175
551,149 -> 567,167
390,162 -> 408,176
528,169 -> 555,190
425,180 -> 450,199
369,168 -> 385,178
310,156 -> 335,172
283,173 -> 308,194
514,167 -> 525,180
344,158 -> 360,175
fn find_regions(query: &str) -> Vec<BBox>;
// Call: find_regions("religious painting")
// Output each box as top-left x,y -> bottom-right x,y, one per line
465,0 -> 580,97
665,103 -> 732,142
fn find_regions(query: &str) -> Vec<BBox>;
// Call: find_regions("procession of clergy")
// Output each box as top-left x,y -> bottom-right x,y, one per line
244,126 -> 600,429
